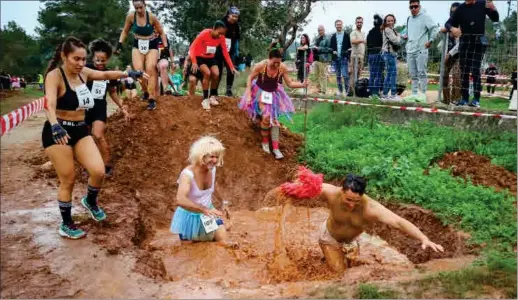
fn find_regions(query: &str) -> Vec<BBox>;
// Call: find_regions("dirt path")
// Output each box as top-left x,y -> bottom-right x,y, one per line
1,95 -> 479,298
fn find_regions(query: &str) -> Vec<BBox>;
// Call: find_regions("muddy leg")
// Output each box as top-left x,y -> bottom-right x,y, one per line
214,225 -> 238,249
319,242 -> 346,273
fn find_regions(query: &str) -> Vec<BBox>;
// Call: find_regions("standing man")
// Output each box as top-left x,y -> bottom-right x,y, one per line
484,63 -> 498,95
330,20 -> 352,97
312,25 -> 332,95
216,6 -> 241,97
349,17 -> 366,96
446,0 -> 499,107
366,14 -> 385,98
402,0 -> 439,103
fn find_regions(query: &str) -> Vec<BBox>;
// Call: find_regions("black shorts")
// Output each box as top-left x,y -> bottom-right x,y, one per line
132,37 -> 160,51
186,63 -> 203,80
125,82 -> 137,89
42,120 -> 90,149
195,56 -> 217,68
85,100 -> 107,125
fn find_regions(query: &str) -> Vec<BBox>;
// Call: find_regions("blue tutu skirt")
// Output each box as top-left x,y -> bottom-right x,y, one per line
170,206 -> 223,241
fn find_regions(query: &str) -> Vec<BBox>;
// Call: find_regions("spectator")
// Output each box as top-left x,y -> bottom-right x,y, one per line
402,0 -> 439,103
216,6 -> 241,97
245,53 -> 253,70
20,77 -> 26,89
349,16 -> 366,96
510,67 -> 517,101
296,34 -> 313,82
381,14 -> 402,101
440,2 -> 462,104
312,25 -> 332,94
330,19 -> 352,97
11,76 -> 20,89
446,0 -> 499,108
484,63 -> 498,94
38,73 -> 44,90
367,14 -> 385,98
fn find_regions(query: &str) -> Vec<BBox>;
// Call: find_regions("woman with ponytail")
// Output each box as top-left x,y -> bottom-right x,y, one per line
42,36 -> 148,239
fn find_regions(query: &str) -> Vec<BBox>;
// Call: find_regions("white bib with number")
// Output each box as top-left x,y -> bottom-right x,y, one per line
206,46 -> 216,54
138,39 -> 150,55
261,92 -> 273,104
75,84 -> 94,110
91,80 -> 107,100
200,215 -> 219,233
225,38 -> 231,51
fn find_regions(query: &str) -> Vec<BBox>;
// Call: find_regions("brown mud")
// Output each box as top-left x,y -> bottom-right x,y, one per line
437,151 -> 517,195
2,95 -> 480,298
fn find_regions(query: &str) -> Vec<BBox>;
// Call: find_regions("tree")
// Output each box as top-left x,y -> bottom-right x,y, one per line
36,0 -> 130,67
0,21 -> 43,81
151,0 -> 317,59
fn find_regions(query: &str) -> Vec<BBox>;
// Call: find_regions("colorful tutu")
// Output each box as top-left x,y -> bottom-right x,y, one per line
238,80 -> 294,126
170,206 -> 223,241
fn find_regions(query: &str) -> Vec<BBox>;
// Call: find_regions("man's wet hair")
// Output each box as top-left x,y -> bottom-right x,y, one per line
342,174 -> 367,195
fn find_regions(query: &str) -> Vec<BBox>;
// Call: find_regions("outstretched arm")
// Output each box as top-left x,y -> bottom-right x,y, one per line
365,198 -> 444,252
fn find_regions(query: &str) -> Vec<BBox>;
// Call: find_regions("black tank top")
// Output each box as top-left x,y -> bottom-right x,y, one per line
257,64 -> 281,93
56,67 -> 86,111
86,64 -> 116,101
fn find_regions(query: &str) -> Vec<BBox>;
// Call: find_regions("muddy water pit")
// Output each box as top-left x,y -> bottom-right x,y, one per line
28,96 -> 473,290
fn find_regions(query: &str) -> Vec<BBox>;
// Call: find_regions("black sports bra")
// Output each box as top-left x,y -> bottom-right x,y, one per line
56,67 -> 86,111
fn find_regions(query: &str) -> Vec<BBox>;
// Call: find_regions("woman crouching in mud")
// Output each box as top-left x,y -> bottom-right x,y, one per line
170,136 -> 236,248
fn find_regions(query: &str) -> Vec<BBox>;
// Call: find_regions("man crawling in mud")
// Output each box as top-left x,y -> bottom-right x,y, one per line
277,167 -> 444,272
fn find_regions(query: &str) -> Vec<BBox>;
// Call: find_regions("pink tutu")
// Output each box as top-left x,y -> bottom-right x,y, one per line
238,80 -> 294,126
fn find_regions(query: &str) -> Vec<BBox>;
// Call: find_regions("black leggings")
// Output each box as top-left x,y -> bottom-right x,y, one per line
216,57 -> 235,91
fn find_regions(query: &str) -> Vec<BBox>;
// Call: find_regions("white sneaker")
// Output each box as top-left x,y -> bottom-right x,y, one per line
261,143 -> 270,154
209,95 -> 219,106
272,149 -> 284,160
335,91 -> 342,97
201,99 -> 211,110
392,95 -> 402,102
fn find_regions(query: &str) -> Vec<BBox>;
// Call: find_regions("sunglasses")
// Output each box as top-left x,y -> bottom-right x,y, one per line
409,5 -> 419,9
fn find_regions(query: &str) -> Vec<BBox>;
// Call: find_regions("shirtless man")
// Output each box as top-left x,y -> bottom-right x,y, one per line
278,172 -> 444,272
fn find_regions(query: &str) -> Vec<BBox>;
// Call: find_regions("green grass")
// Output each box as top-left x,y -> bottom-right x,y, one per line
282,104 -> 516,294
356,284 -> 399,299
0,87 -> 44,115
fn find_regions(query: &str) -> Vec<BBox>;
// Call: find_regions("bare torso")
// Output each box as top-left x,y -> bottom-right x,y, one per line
324,185 -> 372,243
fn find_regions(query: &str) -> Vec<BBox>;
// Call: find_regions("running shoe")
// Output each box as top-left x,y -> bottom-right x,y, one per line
147,99 -> 156,110
456,99 -> 469,106
226,90 -> 233,97
81,196 -> 107,222
469,100 -> 480,108
209,96 -> 219,106
58,223 -> 87,239
201,99 -> 211,110
261,143 -> 270,154
272,149 -> 284,160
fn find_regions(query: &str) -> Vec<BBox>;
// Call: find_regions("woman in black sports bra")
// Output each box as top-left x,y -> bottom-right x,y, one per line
42,36 -> 147,240
238,49 -> 308,160
117,0 -> 168,111
86,39 -> 130,178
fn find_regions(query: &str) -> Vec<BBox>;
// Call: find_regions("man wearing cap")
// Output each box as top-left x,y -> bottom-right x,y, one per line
216,6 -> 241,97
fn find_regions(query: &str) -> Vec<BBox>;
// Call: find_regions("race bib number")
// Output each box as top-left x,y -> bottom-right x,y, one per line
75,84 -> 94,110
261,92 -> 273,104
91,80 -> 107,99
225,38 -> 231,51
206,46 -> 216,54
200,215 -> 219,233
126,77 -> 134,84
138,39 -> 150,55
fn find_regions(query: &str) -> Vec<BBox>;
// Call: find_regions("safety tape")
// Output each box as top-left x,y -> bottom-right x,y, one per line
293,96 -> 517,119
1,97 -> 45,137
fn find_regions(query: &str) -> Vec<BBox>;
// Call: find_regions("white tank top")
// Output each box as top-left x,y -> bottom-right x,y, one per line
177,167 -> 216,208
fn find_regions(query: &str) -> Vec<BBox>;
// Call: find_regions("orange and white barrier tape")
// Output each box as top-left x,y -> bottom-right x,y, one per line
294,96 -> 517,120
1,97 -> 45,136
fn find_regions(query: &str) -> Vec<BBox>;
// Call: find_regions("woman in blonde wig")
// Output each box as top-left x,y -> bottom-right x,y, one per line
171,136 -> 235,247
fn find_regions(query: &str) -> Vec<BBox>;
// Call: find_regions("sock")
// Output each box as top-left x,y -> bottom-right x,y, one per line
272,141 -> 279,150
260,126 -> 269,144
58,200 -> 73,225
270,126 -> 280,149
203,89 -> 209,99
86,185 -> 100,209
262,136 -> 269,144
210,88 -> 218,97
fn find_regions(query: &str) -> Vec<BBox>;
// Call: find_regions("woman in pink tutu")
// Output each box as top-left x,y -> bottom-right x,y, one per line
239,49 -> 308,159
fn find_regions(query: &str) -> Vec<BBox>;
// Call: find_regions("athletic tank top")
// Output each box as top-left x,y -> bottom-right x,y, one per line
132,11 -> 154,36
56,67 -> 86,111
86,64 -> 116,101
177,167 -> 216,208
257,64 -> 281,92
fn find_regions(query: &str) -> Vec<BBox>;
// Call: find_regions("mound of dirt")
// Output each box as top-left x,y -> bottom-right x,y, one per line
437,151 -> 517,195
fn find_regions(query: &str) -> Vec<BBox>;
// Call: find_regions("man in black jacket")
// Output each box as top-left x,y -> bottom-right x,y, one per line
366,14 -> 385,97
446,0 -> 499,107
330,19 -> 352,97
215,6 -> 241,97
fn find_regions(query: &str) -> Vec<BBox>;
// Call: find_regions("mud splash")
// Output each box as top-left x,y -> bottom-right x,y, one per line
437,151 -> 517,195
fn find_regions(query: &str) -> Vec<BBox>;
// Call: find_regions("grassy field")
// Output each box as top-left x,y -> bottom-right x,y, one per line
282,105 -> 517,298
0,87 -> 44,115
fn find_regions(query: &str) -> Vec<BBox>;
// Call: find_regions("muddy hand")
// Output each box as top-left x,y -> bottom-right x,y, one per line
204,208 -> 223,218
421,239 -> 444,252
